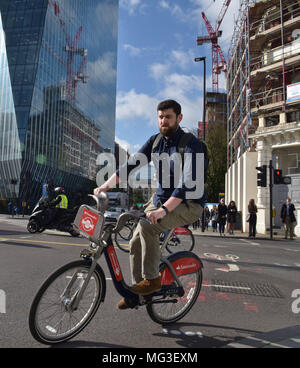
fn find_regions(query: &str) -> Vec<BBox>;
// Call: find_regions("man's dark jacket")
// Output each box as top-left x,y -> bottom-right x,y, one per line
280,203 -> 296,223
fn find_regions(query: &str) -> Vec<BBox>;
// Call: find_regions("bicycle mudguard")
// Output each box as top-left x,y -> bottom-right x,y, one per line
160,251 -> 203,285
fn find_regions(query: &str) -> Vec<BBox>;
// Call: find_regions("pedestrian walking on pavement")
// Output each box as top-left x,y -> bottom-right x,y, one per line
218,198 -> 227,236
280,197 -> 296,240
210,205 -> 218,232
204,206 -> 210,230
227,200 -> 237,235
248,198 -> 257,238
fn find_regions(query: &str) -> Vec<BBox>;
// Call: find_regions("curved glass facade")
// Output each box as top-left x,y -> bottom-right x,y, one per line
0,0 -> 118,204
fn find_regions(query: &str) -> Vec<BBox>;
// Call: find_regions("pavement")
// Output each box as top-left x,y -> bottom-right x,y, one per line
1,213 -> 300,348
191,226 -> 300,242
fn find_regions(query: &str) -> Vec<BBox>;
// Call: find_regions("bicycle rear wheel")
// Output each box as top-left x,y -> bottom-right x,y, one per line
29,260 -> 105,345
165,227 -> 195,253
114,224 -> 133,252
147,268 -> 202,325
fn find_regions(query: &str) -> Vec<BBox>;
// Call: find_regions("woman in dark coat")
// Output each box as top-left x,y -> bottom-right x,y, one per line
218,198 -> 227,236
248,198 -> 258,238
227,200 -> 237,235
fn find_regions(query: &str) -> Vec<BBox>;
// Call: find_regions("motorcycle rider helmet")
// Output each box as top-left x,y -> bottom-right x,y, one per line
54,187 -> 65,195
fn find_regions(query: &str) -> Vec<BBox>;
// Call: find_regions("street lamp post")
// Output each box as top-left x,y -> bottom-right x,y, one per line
194,56 -> 206,140
195,56 -> 207,233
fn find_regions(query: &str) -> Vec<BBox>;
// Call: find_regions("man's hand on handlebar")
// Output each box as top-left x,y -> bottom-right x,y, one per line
93,185 -> 108,195
146,208 -> 166,225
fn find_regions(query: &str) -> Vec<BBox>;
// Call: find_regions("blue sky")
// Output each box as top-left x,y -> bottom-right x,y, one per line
115,0 -> 240,153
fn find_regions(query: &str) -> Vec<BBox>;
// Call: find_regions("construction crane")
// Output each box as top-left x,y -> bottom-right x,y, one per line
197,0 -> 231,92
49,1 -> 88,102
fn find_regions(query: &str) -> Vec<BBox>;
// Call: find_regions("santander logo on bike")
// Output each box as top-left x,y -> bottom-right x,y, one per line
79,209 -> 99,236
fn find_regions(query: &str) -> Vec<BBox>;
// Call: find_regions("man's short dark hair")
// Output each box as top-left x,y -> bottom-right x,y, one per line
157,99 -> 181,116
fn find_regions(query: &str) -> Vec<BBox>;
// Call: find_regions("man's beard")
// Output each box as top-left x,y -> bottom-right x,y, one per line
160,122 -> 179,137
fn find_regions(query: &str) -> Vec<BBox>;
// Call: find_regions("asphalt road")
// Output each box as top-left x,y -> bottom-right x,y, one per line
0,216 -> 299,348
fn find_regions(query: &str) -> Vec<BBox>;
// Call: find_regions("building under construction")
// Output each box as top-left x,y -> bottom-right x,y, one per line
226,0 -> 300,235
197,91 -> 227,139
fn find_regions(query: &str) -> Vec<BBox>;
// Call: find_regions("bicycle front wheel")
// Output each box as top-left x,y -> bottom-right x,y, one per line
29,260 -> 105,345
166,227 -> 195,253
147,268 -> 202,325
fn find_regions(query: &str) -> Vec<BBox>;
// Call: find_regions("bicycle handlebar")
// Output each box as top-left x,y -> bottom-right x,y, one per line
88,193 -> 109,213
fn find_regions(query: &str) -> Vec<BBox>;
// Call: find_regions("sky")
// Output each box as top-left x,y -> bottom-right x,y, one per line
115,0 -> 241,154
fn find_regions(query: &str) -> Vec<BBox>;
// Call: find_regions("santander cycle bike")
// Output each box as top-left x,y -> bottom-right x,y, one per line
29,193 -> 203,345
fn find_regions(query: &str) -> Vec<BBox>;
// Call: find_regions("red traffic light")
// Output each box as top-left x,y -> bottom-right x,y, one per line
273,169 -> 282,184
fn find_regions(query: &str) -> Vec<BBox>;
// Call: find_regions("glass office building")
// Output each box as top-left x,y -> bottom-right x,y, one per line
0,0 -> 118,205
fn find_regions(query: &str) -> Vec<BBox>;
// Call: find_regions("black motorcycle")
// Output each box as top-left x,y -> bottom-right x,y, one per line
27,196 -> 79,237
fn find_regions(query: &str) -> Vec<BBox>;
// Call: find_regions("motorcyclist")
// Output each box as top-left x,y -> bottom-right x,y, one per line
44,187 -> 66,226
55,187 -> 68,209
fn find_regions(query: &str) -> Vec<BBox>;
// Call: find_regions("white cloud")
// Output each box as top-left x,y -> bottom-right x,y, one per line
149,62 -> 170,80
87,52 -> 117,85
160,73 -> 202,98
171,49 -> 195,70
123,44 -> 142,56
120,0 -> 146,15
115,136 -> 141,153
116,89 -> 159,121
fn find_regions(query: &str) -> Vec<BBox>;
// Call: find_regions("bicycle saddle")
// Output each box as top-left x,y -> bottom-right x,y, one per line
113,210 -> 144,233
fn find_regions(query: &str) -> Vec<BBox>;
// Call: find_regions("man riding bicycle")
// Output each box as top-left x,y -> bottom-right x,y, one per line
94,99 -> 207,310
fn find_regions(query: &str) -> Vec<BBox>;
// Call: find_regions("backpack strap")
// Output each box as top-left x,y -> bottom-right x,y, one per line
151,133 -> 163,154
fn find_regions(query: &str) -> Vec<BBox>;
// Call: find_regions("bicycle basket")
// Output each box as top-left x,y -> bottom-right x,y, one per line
73,205 -> 105,243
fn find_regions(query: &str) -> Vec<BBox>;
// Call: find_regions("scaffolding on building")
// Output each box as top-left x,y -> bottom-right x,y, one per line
227,0 -> 300,168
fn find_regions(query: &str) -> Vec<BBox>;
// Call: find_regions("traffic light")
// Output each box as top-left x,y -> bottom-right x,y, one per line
273,169 -> 291,185
256,165 -> 267,187
273,169 -> 283,184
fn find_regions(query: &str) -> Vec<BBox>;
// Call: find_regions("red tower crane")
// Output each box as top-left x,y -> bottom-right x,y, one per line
49,1 -> 88,102
197,0 -> 231,92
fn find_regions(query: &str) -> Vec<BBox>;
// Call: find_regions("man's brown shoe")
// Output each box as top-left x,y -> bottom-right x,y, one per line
117,298 -> 129,310
131,277 -> 161,296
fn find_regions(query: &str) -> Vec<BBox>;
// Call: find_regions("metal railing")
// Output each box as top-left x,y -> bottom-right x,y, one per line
250,1 -> 300,37
250,39 -> 300,73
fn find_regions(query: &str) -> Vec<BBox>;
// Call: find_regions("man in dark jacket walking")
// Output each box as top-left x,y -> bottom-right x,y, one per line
280,198 -> 296,240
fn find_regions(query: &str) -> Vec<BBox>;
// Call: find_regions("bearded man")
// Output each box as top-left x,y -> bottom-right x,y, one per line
94,99 -> 208,309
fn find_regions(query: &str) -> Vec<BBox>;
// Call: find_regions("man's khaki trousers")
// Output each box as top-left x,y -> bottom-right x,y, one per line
129,200 -> 203,284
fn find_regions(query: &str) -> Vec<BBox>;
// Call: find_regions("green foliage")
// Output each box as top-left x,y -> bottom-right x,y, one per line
205,123 -> 227,202
132,189 -> 145,205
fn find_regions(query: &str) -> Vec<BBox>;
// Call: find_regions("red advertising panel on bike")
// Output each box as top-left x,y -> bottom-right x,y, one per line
107,245 -> 123,282
173,227 -> 190,235
79,208 -> 99,236
161,256 -> 201,285
73,205 -> 105,243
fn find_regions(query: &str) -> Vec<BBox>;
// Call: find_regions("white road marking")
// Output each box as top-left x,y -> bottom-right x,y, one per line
239,238 -> 260,246
216,263 -> 240,272
203,284 -> 251,290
